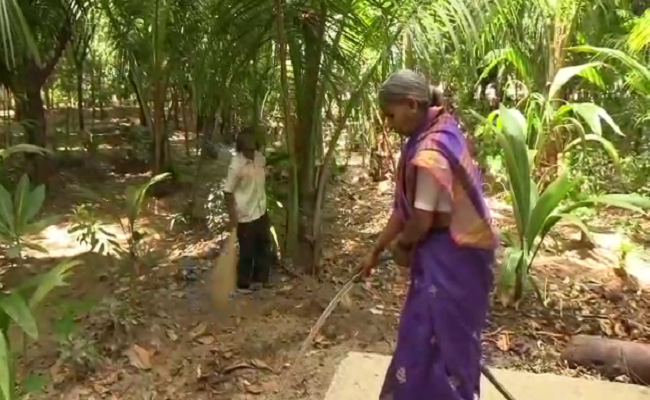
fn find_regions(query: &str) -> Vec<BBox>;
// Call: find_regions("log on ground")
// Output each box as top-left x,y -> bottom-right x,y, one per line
561,335 -> 650,385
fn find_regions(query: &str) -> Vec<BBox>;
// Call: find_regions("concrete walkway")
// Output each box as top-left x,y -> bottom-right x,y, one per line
324,352 -> 650,400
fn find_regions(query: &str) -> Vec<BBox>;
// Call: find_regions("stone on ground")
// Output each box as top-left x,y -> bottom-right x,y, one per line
324,352 -> 650,400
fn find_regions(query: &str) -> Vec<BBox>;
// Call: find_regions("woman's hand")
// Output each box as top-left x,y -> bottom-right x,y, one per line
360,250 -> 380,277
390,241 -> 412,267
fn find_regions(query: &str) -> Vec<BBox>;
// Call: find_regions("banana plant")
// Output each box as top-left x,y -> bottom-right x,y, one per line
494,105 -> 650,307
0,174 -> 58,260
0,258 -> 82,399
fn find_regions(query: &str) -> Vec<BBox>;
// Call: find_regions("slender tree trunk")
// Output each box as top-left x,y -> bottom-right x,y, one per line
172,89 -> 180,130
182,97 -> 190,157
76,66 -> 85,135
152,80 -> 167,173
15,86 -> 50,181
66,90 -> 72,151
274,0 -> 299,262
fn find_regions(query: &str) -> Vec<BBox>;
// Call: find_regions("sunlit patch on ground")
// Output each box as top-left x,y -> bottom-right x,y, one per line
25,222 -> 130,259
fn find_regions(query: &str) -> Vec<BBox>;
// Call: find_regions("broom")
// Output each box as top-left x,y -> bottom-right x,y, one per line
210,228 -> 238,310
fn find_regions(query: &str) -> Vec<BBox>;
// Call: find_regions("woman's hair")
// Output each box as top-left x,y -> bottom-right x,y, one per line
378,69 -> 443,109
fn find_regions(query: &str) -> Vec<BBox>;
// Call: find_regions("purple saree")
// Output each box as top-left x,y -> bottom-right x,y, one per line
379,107 -> 498,400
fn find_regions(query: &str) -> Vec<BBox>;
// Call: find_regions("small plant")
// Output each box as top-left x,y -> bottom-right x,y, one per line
0,258 -> 82,399
492,105 -> 650,307
52,300 -> 101,377
71,172 -> 170,263
616,238 -> 637,271
67,204 -> 124,256
0,174 -> 58,261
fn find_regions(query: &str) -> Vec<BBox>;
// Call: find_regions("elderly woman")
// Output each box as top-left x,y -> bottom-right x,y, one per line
361,70 -> 498,400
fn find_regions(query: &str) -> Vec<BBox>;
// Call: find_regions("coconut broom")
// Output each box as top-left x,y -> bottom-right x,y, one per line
210,228 -> 238,310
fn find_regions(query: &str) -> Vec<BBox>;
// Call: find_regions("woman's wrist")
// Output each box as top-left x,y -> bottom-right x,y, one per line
396,239 -> 414,251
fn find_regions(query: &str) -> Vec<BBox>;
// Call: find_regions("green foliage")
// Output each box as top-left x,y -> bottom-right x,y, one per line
0,145 -> 51,163
494,105 -> 650,307
52,301 -> 101,376
71,172 -> 170,260
0,258 -> 82,400
67,205 -> 123,256
0,174 -> 57,259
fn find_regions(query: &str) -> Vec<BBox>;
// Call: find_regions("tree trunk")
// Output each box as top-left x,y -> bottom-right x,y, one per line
152,80 -> 166,174
561,335 -> 650,384
76,66 -> 86,139
182,99 -> 190,157
274,0 -> 299,265
172,89 -> 180,130
15,86 -> 51,182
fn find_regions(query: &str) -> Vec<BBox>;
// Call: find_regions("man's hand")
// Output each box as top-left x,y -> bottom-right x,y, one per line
226,219 -> 238,233
223,192 -> 238,233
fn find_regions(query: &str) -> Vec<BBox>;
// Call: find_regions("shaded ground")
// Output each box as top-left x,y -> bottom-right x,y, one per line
1,111 -> 649,399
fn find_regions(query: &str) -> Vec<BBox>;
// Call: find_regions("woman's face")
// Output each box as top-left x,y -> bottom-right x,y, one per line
381,99 -> 421,136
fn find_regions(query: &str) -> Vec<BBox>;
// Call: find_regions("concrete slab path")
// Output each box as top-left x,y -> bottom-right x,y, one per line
324,352 -> 650,400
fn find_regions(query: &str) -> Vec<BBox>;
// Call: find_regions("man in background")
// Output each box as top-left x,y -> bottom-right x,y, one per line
223,127 -> 272,293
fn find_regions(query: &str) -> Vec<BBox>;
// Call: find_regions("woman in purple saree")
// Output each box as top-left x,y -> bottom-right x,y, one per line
361,70 -> 498,400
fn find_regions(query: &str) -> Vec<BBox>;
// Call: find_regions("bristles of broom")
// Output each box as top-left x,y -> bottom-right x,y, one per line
210,229 -> 238,310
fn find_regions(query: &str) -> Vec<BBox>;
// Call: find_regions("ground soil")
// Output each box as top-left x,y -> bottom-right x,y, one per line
1,110 -> 649,400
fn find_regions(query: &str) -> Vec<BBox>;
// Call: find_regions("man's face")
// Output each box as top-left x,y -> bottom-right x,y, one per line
239,134 -> 256,153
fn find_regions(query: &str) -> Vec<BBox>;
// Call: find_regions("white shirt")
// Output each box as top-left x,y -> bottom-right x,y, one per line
413,167 -> 452,212
223,151 -> 267,223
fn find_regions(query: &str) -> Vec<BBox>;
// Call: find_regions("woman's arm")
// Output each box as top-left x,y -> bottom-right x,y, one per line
371,211 -> 404,256
397,168 -> 439,248
398,209 -> 435,247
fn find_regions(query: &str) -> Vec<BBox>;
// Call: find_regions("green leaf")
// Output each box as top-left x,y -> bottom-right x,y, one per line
548,63 -> 603,100
497,106 -> 532,243
23,185 -> 45,224
22,373 -> 47,395
0,332 -> 13,400
569,46 -> 650,88
22,242 -> 48,255
12,175 -> 30,233
0,184 -> 14,233
564,134 -> 620,167
557,213 -> 593,242
126,173 -> 170,227
0,144 -> 51,162
562,194 -> 650,215
28,259 -> 82,309
526,172 -> 575,248
0,292 -> 38,340
570,103 -> 624,136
